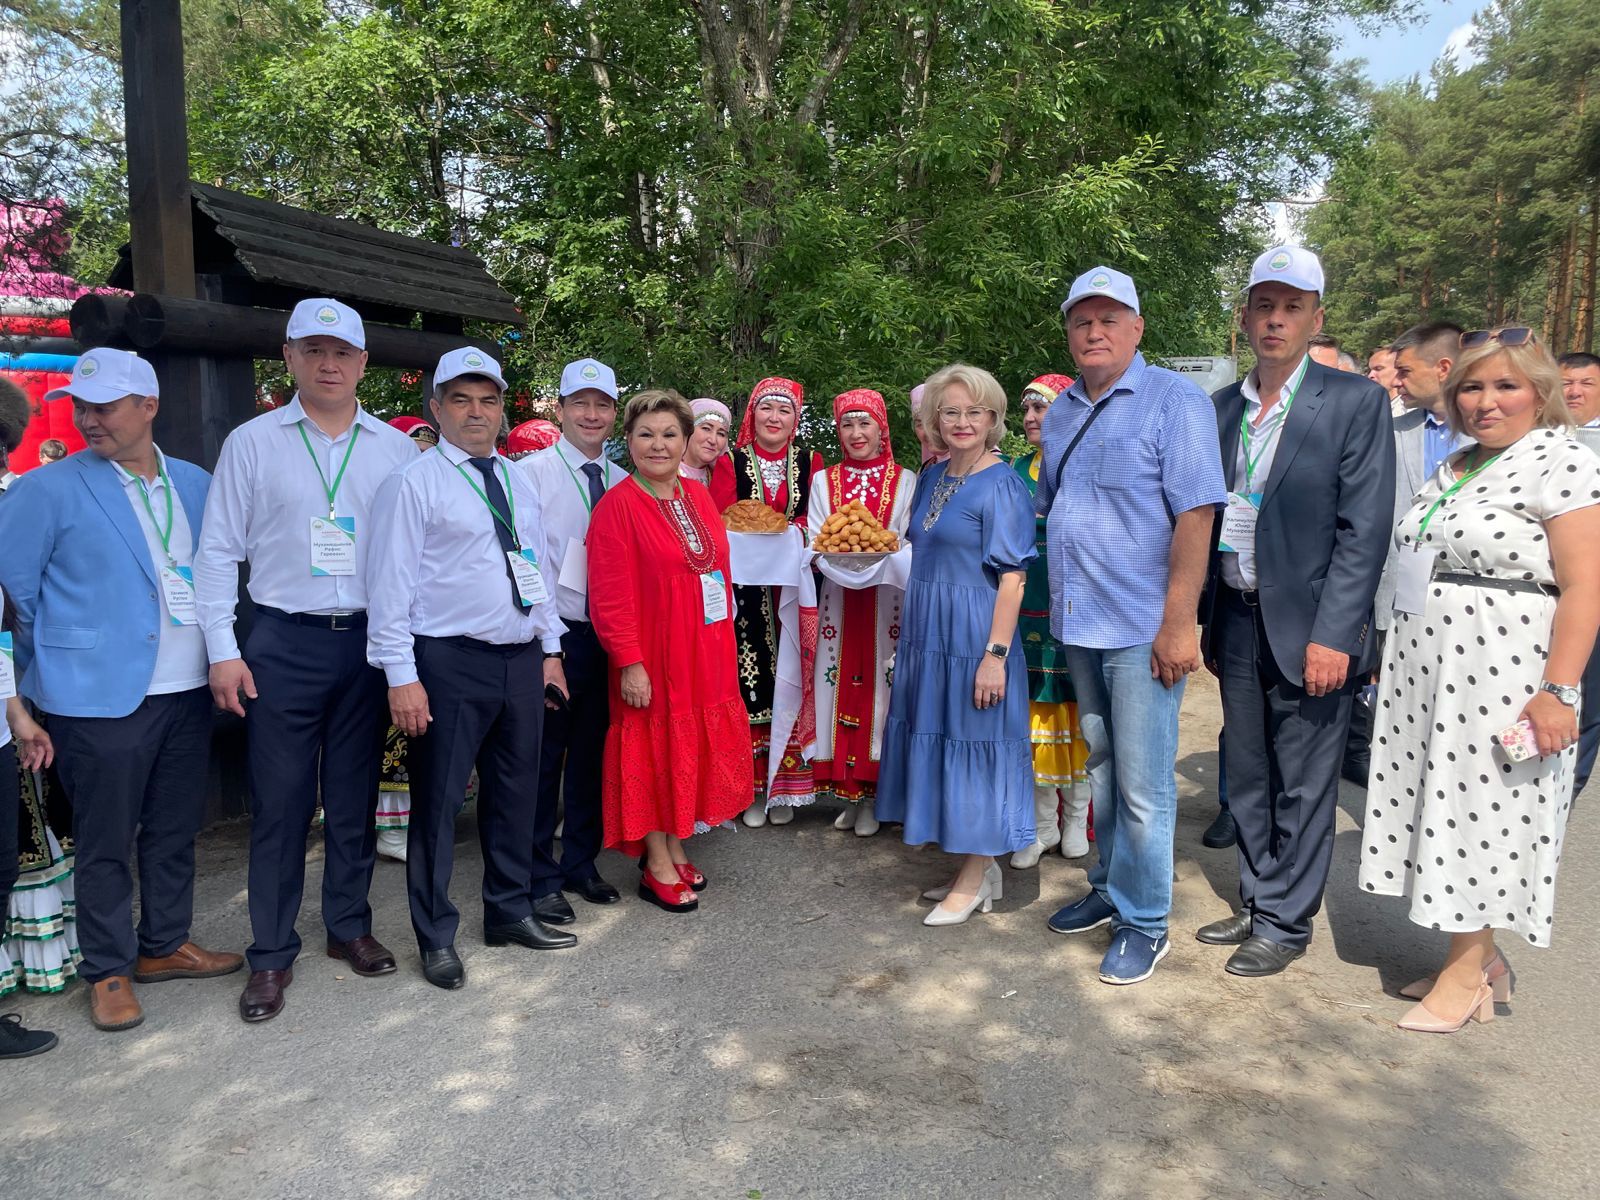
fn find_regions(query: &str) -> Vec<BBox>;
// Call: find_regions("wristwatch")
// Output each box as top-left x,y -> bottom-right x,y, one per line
1540,681 -> 1579,707
986,642 -> 1009,659
543,650 -> 567,662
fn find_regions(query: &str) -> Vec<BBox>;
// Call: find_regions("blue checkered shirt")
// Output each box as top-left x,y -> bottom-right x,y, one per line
1034,353 -> 1227,649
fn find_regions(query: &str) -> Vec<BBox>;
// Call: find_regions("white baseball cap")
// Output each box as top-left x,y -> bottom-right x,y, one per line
285,297 -> 367,349
1061,266 -> 1141,317
559,357 -> 618,400
44,348 -> 160,404
434,346 -> 507,393
1247,244 -> 1325,297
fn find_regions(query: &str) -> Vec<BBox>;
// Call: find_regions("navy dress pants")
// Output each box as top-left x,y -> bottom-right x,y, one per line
531,620 -> 609,898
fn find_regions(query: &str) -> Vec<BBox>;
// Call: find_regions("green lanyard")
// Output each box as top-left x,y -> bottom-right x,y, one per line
449,452 -> 521,549
133,458 -> 176,566
632,473 -> 678,502
1238,358 -> 1309,491
1417,450 -> 1502,538
298,421 -> 362,519
555,443 -> 606,514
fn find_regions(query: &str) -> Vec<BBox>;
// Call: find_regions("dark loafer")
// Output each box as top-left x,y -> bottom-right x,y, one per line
1201,808 -> 1238,849
1195,910 -> 1253,945
326,934 -> 398,977
421,946 -> 466,990
563,875 -> 622,905
484,916 -> 578,951
531,894 -> 577,925
238,969 -> 292,1023
1225,935 -> 1305,978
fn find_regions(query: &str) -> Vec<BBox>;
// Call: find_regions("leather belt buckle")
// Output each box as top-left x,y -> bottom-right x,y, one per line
328,612 -> 360,632
1237,588 -> 1260,607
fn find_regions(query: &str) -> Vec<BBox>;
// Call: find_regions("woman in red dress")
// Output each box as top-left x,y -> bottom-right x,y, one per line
586,389 -> 754,912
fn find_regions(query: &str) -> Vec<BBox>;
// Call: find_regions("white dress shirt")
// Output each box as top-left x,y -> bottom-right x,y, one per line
193,395 -> 416,662
516,434 -> 624,625
113,447 -> 208,695
366,437 -> 567,686
1221,356 -> 1309,592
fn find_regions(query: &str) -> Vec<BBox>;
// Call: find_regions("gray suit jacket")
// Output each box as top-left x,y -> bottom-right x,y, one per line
1201,360 -> 1396,686
1374,408 -> 1430,632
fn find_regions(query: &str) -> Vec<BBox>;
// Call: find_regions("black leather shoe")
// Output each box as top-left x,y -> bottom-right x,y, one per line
421,946 -> 466,990
1195,910 -> 1253,945
563,875 -> 622,905
1201,808 -> 1238,849
1224,935 -> 1305,977
484,916 -> 578,951
532,893 -> 577,925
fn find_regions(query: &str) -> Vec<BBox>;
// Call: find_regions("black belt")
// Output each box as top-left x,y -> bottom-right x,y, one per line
1223,585 -> 1260,607
257,605 -> 367,631
1434,571 -> 1558,598
416,633 -> 534,657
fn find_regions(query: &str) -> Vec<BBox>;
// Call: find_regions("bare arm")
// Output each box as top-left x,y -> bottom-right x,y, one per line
974,571 -> 1026,709
1521,506 -> 1600,756
1151,506 -> 1214,688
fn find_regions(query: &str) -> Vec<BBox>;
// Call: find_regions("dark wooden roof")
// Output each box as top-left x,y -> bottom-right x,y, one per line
109,182 -> 523,326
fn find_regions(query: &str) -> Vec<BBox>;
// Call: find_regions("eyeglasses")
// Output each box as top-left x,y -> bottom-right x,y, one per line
938,408 -> 991,423
1460,327 -> 1536,350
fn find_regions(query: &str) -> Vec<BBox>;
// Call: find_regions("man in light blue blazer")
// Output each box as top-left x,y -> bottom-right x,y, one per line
0,348 -> 242,1034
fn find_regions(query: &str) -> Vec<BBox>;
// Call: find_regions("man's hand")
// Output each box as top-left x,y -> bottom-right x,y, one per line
1151,621 -> 1201,689
1303,643 -> 1351,697
209,658 -> 258,717
9,705 -> 53,771
544,657 -> 569,710
389,682 -> 432,737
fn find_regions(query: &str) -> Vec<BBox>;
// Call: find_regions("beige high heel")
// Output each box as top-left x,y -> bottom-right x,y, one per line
923,880 -> 994,927
1398,950 -> 1512,1002
922,862 -> 1002,903
1397,983 -> 1495,1033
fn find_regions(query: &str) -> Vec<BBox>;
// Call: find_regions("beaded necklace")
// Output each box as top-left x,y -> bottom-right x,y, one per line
634,475 -> 719,575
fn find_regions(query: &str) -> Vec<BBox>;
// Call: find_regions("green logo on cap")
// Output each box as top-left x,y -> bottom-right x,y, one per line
1090,272 -> 1111,289
1269,251 -> 1291,271
464,352 -> 485,368
581,363 -> 599,380
79,357 -> 99,377
315,305 -> 340,325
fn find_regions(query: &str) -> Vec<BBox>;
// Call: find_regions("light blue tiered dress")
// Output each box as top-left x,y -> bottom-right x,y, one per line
876,461 -> 1038,855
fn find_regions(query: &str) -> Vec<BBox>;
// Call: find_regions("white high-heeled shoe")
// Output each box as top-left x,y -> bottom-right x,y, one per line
923,861 -> 1002,903
924,879 -> 994,926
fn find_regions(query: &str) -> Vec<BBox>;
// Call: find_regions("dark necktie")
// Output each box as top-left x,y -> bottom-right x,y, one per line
471,457 -> 525,613
580,460 -> 604,618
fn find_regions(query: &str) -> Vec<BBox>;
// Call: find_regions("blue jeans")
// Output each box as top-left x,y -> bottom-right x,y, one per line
1064,643 -> 1185,938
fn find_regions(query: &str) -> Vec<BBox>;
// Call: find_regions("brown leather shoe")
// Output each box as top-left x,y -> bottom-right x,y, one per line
326,934 -> 398,977
134,941 -> 245,983
89,976 -> 144,1031
238,969 -> 292,1023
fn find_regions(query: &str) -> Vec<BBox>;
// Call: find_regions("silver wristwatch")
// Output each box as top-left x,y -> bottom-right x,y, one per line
1540,681 -> 1579,707
986,642 -> 1009,659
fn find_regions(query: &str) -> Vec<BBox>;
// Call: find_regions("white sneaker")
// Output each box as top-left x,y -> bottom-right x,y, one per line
376,828 -> 408,863
741,800 -> 768,828
853,799 -> 880,837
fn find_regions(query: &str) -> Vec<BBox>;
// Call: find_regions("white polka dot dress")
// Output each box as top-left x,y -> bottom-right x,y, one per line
1361,430 -> 1600,947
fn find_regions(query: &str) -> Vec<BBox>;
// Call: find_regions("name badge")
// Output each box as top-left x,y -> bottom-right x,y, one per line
509,549 -> 550,607
160,565 -> 200,626
1393,543 -> 1435,615
701,570 -> 729,625
557,535 -> 589,595
0,631 -> 15,701
310,517 -> 357,576
1218,491 -> 1262,554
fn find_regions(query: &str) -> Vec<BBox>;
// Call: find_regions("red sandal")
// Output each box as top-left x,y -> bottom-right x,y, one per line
638,867 -> 698,913
676,862 -> 708,892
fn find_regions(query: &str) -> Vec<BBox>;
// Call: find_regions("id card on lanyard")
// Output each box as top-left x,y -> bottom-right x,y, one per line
701,570 -> 729,624
132,461 -> 203,622
509,548 -> 551,606
0,631 -> 14,701
1218,360 -> 1307,554
300,422 -> 361,576
1393,451 -> 1502,616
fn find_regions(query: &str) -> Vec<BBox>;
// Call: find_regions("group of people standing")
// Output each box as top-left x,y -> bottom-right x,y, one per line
2,239 -> 1597,1059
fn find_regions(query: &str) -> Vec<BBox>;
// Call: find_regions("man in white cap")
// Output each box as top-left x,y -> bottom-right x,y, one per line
1195,245 -> 1394,976
367,347 -> 577,989
1037,265 -> 1227,986
194,298 -> 415,1022
0,348 -> 244,1033
518,357 -> 625,923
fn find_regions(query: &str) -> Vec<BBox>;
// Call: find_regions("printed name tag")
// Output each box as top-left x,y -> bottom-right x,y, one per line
557,535 -> 589,595
160,565 -> 200,626
0,632 -> 15,701
310,517 -> 357,576
1393,544 -> 1435,616
509,549 -> 550,607
701,570 -> 729,625
1218,491 -> 1262,554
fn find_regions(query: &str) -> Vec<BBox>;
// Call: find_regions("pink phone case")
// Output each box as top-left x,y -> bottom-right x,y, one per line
1494,719 -> 1539,763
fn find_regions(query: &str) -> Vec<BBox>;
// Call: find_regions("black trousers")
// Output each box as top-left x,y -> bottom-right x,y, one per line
50,688 -> 211,982
1215,586 -> 1355,949
0,742 -> 19,914
244,614 -> 387,971
1575,640 -> 1600,797
531,620 -> 609,897
407,635 -> 543,951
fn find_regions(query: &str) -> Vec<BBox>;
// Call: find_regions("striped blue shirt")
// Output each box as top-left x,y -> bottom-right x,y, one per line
1034,353 -> 1227,649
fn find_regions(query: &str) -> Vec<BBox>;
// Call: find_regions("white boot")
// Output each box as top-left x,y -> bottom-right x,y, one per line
376,827 -> 408,863
853,798 -> 880,837
769,804 -> 795,825
1010,786 -> 1062,869
1060,783 -> 1090,858
833,807 -> 856,831
742,800 -> 769,828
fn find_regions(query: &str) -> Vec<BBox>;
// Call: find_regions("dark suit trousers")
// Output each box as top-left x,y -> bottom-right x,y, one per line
1215,586 -> 1354,949
531,620 -> 609,897
244,615 -> 387,971
407,635 -> 542,951
50,688 -> 211,982
1576,641 -> 1600,798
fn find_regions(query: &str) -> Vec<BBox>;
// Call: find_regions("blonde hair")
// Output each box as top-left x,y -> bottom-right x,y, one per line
919,363 -> 1008,452
1442,334 -> 1571,438
622,387 -> 693,439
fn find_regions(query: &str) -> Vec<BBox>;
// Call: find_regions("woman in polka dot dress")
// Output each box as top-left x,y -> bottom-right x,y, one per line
1362,329 -> 1600,1034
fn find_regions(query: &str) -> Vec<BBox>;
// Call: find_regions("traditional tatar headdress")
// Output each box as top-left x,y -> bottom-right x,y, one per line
1022,373 -> 1074,404
736,376 -> 804,449
831,387 -> 894,458
505,418 -> 561,459
691,397 -> 732,429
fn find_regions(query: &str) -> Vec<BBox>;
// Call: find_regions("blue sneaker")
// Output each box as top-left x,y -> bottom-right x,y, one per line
1047,890 -> 1117,935
1099,929 -> 1170,985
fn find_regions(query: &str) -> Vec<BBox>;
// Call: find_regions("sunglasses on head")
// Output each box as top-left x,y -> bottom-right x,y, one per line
1460,327 -> 1535,350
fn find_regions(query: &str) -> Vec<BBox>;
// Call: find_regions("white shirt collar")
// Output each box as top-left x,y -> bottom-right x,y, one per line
276,394 -> 384,438
1241,355 -> 1310,410
555,433 -> 608,466
436,437 -> 501,466
109,445 -> 170,488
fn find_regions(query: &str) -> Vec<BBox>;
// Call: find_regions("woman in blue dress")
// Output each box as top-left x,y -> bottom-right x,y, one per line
877,363 -> 1038,926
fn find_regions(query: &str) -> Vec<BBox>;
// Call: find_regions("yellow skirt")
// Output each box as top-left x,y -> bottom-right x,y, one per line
1030,700 -> 1087,788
